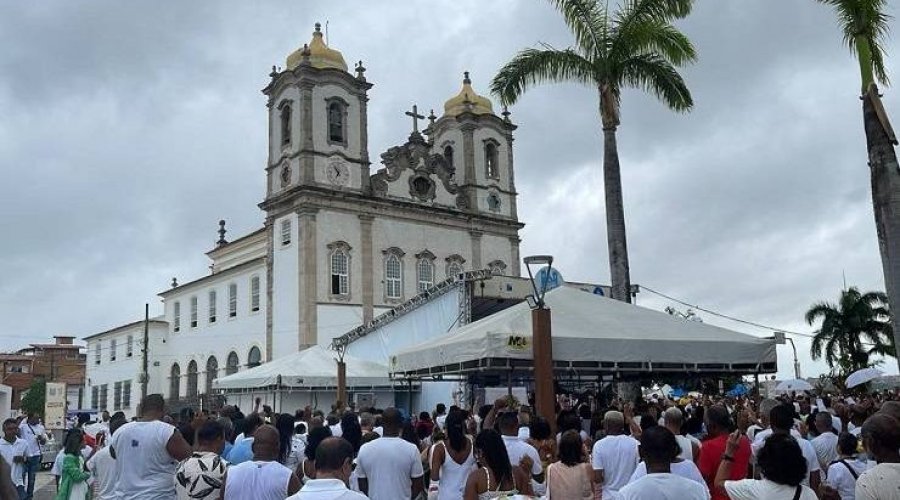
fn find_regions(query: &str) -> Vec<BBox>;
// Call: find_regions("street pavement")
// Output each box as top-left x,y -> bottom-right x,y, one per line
31,471 -> 56,500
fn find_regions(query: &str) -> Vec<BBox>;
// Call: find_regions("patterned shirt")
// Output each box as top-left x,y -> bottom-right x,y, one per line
175,451 -> 228,500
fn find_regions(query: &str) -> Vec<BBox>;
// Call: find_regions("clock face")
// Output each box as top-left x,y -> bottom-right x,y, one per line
327,160 -> 349,186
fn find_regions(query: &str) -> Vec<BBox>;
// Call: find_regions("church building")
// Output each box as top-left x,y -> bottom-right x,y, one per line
83,24 -> 524,415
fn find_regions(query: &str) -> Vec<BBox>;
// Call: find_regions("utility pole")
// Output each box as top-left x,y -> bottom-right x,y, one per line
140,303 -> 149,403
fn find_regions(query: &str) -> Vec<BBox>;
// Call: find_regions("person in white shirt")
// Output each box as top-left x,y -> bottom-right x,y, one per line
18,413 -> 46,500
109,394 -> 192,500
87,415 -> 127,500
0,418 -> 28,499
355,408 -> 424,500
752,403 -> 821,490
615,426 -> 710,500
663,407 -> 699,462
854,414 -> 900,500
591,410 -> 640,498
434,404 -> 447,431
720,431 -> 817,500
811,412 -> 840,472
823,432 -> 872,500
288,437 -> 368,500
222,425 -> 301,500
496,412 -> 543,485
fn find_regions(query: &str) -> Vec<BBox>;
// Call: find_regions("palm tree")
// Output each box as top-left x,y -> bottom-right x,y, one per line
816,0 -> 900,368
491,0 -> 697,303
805,287 -> 895,372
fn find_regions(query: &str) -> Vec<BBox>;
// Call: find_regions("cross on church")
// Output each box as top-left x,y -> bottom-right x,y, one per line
405,104 -> 425,134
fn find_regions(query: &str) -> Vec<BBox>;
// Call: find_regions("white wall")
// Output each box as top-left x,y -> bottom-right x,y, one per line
272,213 -> 299,356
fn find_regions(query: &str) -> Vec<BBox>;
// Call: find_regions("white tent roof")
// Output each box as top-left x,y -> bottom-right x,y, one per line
214,345 -> 393,391
393,286 -> 776,376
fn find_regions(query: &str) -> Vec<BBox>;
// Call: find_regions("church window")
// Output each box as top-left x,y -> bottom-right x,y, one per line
94,343 -> 101,365
205,356 -> 218,394
190,296 -> 198,328
445,255 -> 466,279
327,100 -> 346,144
99,384 -> 108,410
250,276 -> 260,312
280,103 -> 292,146
225,351 -> 239,376
487,193 -> 501,212
443,145 -> 454,170
173,301 -> 181,332
114,382 -> 122,411
247,346 -> 262,368
187,360 -> 198,398
329,244 -> 350,297
228,283 -> 237,318
417,259 -> 434,293
485,141 -> 499,178
91,386 -> 98,409
169,364 -> 180,402
123,380 -> 131,408
382,248 -> 405,300
208,290 -> 217,323
126,335 -> 133,357
110,338 -> 117,362
281,220 -> 291,246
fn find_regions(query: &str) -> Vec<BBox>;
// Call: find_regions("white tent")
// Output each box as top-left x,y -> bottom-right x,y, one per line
392,286 -> 776,377
213,345 -> 394,391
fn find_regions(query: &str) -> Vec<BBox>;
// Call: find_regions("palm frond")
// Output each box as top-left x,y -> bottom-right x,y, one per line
869,36 -> 891,85
617,0 -> 694,28
806,301 -> 839,325
611,19 -> 697,65
816,0 -> 892,85
619,53 -> 693,111
547,0 -> 609,57
490,48 -> 597,105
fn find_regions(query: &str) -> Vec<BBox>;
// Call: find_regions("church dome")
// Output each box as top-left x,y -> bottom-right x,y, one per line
443,72 -> 495,117
286,23 -> 348,72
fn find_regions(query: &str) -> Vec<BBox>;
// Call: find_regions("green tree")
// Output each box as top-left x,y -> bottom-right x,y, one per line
491,0 -> 697,302
19,379 -> 46,417
805,287 -> 895,373
816,0 -> 900,368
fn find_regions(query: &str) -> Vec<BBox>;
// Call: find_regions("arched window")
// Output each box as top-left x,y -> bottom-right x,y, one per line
247,346 -> 262,368
415,250 -> 436,294
329,242 -> 350,297
187,361 -> 198,398
280,103 -> 292,146
445,255 -> 466,279
383,248 -> 405,300
443,145 -> 454,170
327,101 -> 345,144
485,141 -> 499,178
169,363 -> 180,402
205,356 -> 218,394
225,351 -> 239,376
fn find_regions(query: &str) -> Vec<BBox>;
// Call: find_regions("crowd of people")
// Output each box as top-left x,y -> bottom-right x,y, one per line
0,388 -> 897,500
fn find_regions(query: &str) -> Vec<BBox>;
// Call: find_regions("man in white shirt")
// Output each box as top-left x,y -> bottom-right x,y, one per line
497,412 -> 543,484
592,410 -> 640,498
355,408 -> 424,500
87,415 -> 126,500
615,426 -> 710,500
109,394 -> 192,500
663,407 -> 698,462
0,418 -> 28,499
18,413 -> 46,500
855,414 -> 900,500
753,404 -> 820,490
811,412 -> 839,471
222,425 -> 301,499
823,432 -> 872,500
289,437 -> 368,499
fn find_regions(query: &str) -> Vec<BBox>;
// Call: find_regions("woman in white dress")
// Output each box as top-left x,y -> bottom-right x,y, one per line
463,429 -> 533,500
431,410 -> 476,500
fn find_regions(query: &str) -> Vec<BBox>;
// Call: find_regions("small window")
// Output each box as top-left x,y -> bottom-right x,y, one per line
99,384 -> 108,410
114,382 -> 122,411
328,101 -> 345,143
228,283 -> 237,318
280,103 -> 292,146
94,344 -> 101,365
126,335 -> 133,357
416,253 -> 435,294
250,276 -> 260,312
110,338 -> 117,362
173,301 -> 181,332
205,356 -> 218,394
123,380 -> 132,408
281,219 -> 291,246
330,247 -> 349,296
445,255 -> 466,279
91,386 -> 99,409
247,346 -> 262,368
169,364 -> 180,402
385,254 -> 402,299
190,296 -> 198,328
208,289 -> 217,323
485,142 -> 499,178
443,145 -> 454,170
487,193 -> 501,212
187,361 -> 198,398
226,351 -> 239,376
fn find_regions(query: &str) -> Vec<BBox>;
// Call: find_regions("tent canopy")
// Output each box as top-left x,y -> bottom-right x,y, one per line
214,345 -> 393,391
392,286 -> 776,378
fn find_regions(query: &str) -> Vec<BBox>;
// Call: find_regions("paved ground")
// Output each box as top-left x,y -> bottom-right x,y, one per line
32,471 -> 56,500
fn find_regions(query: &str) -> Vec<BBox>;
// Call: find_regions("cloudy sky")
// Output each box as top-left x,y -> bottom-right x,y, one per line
1,0 -> 897,380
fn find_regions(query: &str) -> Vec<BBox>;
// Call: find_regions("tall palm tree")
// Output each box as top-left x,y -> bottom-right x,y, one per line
816,0 -> 900,368
805,287 -> 895,372
491,0 -> 697,303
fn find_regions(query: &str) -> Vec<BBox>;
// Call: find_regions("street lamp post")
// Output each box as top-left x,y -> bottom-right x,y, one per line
774,331 -> 801,379
524,255 -> 555,433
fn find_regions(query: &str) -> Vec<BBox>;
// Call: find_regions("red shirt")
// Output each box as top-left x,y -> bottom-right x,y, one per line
698,433 -> 751,500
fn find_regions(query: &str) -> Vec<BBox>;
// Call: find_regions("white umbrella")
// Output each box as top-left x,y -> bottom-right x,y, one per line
846,367 -> 884,388
775,379 -> 813,392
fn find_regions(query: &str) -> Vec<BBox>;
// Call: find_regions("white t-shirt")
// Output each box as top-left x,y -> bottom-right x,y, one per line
110,420 -> 178,500
855,463 -> 900,500
614,473 -> 710,500
811,433 -> 839,470
51,446 -> 92,476
501,435 -> 542,477
435,414 -> 447,430
86,446 -> 120,500
752,431 -> 820,485
18,421 -> 46,457
746,425 -> 763,442
355,436 -> 424,500
329,423 -> 343,438
675,435 -> 694,461
628,460 -> 705,486
0,437 -> 28,487
724,478 -> 818,500
825,458 -> 872,500
224,460 -> 293,500
288,478 -> 369,500
591,434 -> 640,497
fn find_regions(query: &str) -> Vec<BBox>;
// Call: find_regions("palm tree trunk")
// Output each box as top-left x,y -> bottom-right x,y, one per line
600,87 -> 632,303
863,85 -> 900,370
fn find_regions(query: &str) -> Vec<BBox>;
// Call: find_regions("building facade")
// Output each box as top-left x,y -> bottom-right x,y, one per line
1,336 -> 86,414
84,24 -> 524,412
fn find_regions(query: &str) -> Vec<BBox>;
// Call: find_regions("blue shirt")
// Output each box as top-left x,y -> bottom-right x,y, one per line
225,437 -> 254,465
222,441 -> 233,460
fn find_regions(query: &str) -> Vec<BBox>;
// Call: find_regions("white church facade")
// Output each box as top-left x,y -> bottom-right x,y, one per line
83,24 -> 524,416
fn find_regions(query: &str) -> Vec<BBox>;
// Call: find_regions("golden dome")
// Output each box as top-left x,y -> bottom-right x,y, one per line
286,23 -> 348,72
443,72 -> 495,116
